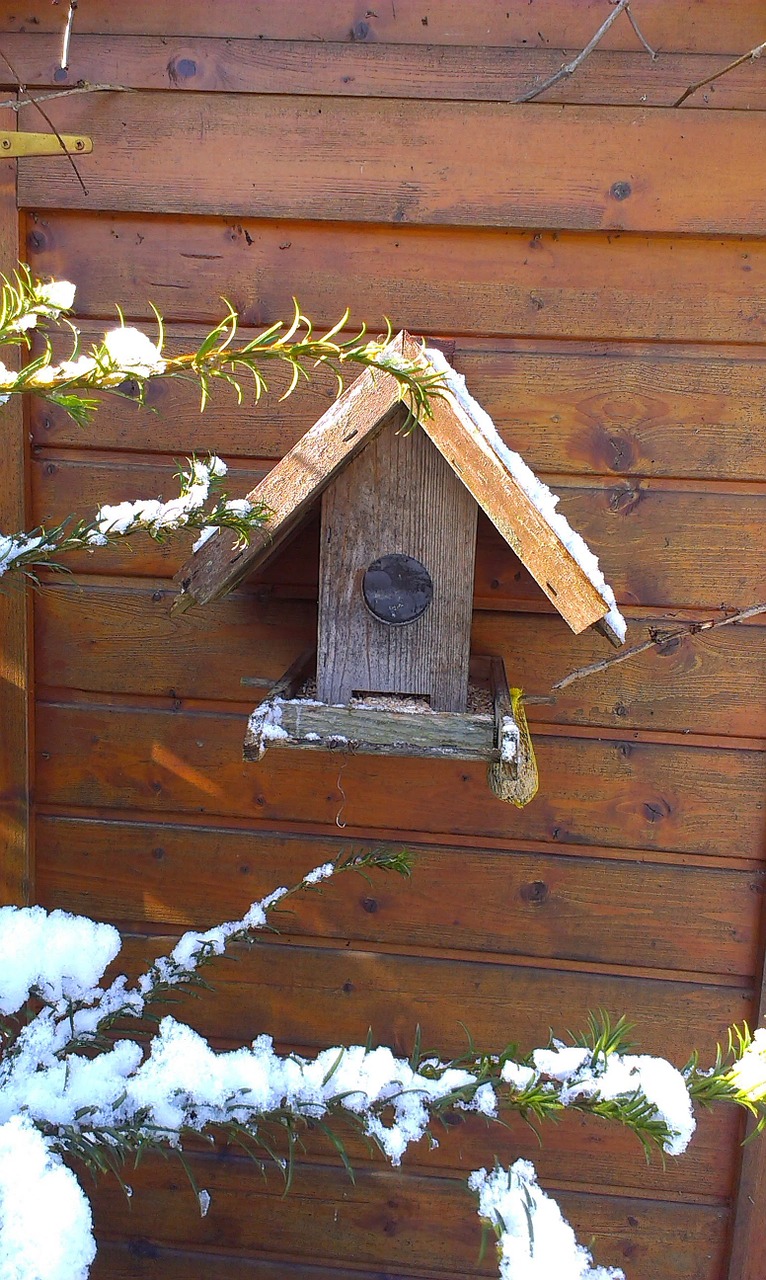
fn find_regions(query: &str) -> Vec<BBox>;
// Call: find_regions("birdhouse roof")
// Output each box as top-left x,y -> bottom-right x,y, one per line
173,331 -> 625,645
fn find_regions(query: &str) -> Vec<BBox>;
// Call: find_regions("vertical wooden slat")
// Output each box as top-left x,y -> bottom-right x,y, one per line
0,106 -> 32,905
726,938 -> 766,1280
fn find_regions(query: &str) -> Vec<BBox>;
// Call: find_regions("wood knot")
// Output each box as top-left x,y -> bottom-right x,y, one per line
520,880 -> 549,905
608,483 -> 643,516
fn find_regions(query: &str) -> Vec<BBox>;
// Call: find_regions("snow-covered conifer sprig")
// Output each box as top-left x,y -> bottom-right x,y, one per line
2,857 -> 766,1280
0,272 -> 445,429
685,1022 -> 766,1132
0,265 -> 76,345
0,454 -> 266,579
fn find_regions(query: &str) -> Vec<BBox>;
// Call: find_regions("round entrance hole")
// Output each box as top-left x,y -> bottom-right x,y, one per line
362,553 -> 433,625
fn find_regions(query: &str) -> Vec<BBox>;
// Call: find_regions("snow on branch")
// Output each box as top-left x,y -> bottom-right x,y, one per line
0,268 -> 444,427
0,453 -> 266,579
1,848 -> 765,1280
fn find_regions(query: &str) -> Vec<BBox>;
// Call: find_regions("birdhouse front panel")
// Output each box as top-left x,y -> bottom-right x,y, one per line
316,405 -> 478,712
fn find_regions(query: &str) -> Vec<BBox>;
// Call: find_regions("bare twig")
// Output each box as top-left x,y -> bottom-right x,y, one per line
0,83 -> 130,113
626,7 -> 657,59
60,1 -> 77,72
516,0 -> 632,104
0,47 -> 87,194
551,602 -> 766,692
674,38 -> 766,107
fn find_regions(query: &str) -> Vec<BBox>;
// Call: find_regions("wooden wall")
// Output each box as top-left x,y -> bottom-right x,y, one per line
2,3 -> 766,1276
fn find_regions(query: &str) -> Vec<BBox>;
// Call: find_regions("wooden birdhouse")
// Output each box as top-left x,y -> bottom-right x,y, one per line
174,333 -> 625,805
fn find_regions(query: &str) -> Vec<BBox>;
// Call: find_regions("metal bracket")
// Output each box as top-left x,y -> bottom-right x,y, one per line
0,132 -> 92,157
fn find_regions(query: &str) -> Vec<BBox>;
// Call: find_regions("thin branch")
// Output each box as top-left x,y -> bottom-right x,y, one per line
515,0 -> 632,104
0,47 -> 87,194
551,602 -> 766,692
674,39 -> 766,107
626,7 -> 657,59
0,83 -> 129,113
60,0 -> 77,72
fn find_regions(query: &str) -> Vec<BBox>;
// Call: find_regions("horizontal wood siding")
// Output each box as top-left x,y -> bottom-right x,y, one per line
7,3 -> 765,1276
17,94 -> 766,235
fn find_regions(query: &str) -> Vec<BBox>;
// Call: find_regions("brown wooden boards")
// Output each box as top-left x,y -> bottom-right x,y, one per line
28,329 -> 766,483
26,215 -> 766,350
30,452 -> 766,611
87,1154 -> 730,1280
317,410 -> 478,708
6,33 -> 766,111
172,336 -> 613,637
34,579 -> 766,739
7,1 -> 766,1273
0,107 -> 31,906
7,0 -> 766,53
35,819 -> 764,978
18,94 -> 766,236
34,701 -> 766,856
171,354 -> 406,612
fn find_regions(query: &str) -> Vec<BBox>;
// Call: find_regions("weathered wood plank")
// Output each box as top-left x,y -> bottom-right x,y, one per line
92,1243 -> 424,1280
26,215 -> 766,350
0,110 -> 31,906
172,348 -> 409,612
18,94 -> 766,236
88,1149 -> 730,1280
5,33 -> 766,110
7,0 -> 764,53
726,869 -> 766,1278
31,451 -> 766,612
35,818 -> 764,977
246,700 -> 497,761
34,701 -> 766,856
415,357 -> 612,636
113,934 -> 753,1085
317,407 -> 478,708
33,579 -> 766,739
28,330 -> 766,485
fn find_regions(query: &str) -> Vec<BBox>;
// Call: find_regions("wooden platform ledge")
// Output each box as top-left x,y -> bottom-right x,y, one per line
242,651 -> 538,808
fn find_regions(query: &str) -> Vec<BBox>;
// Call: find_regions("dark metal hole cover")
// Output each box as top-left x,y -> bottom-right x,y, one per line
362,553 -> 433,625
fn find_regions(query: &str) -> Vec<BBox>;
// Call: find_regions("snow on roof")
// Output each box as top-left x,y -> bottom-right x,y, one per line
424,348 -> 626,644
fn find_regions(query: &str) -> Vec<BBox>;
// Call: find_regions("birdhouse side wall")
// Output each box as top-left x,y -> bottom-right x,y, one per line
317,414 -> 478,711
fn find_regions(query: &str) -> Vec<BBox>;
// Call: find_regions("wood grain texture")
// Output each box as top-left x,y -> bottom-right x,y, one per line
0,112 -> 31,905
28,328 -> 766,485
114,932 -> 751,1066
250,700 -> 496,760
86,1152 -> 730,1280
416,363 -> 612,636
7,0 -> 764,52
34,700 -> 766,857
89,1149 -> 734,1280
26,214 -> 766,349
29,210 -> 766,350
317,410 -> 478,708
35,818 -> 764,978
33,579 -> 766,739
5,33 -> 766,110
17,93 -> 766,236
92,1243 -> 435,1280
726,878 -> 766,1278
32,451 -> 766,612
173,351 -> 408,611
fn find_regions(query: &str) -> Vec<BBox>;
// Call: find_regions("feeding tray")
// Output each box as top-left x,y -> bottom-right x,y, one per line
244,649 -> 538,807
